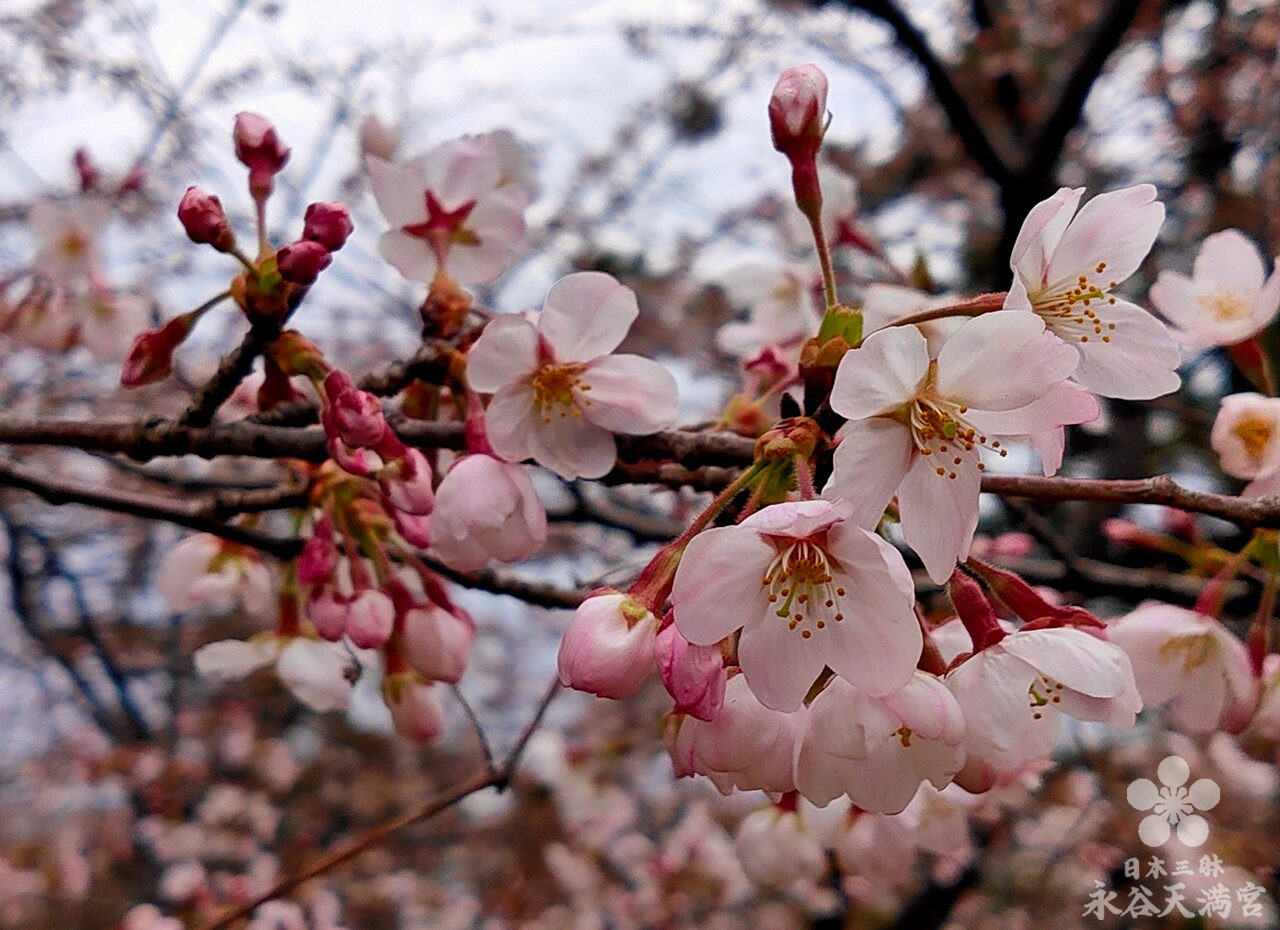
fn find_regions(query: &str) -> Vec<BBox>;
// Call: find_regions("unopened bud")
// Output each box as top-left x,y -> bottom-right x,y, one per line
275,240 -> 332,285
769,65 -> 827,157
120,312 -> 200,387
233,111 -> 291,200
178,187 -> 236,252
322,369 -> 387,448
302,202 -> 354,251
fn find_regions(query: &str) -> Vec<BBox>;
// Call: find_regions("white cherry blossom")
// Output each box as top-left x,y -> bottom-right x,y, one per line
194,636 -> 354,712
1004,184 -> 1181,400
467,272 -> 679,480
1152,229 -> 1280,349
826,311 -> 1084,582
1210,392 -> 1280,497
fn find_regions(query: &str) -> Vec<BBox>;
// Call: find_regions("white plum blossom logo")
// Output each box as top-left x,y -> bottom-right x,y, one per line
1127,755 -> 1220,847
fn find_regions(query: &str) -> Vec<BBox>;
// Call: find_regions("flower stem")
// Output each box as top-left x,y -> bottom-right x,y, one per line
890,291 -> 1008,328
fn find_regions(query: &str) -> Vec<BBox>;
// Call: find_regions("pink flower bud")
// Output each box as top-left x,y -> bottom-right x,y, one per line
557,593 -> 658,699
233,112 -> 291,199
379,448 -> 435,515
178,187 -> 236,252
383,675 -> 445,742
401,604 -> 473,683
303,202 -> 354,251
275,240 -> 332,285
322,370 -> 387,448
297,528 -> 337,585
768,65 -> 828,158
393,509 -> 432,549
306,586 -> 349,641
345,589 -> 396,649
655,622 -> 725,721
120,312 -> 199,387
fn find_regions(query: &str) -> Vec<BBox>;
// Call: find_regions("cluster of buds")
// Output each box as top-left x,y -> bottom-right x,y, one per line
124,113 -> 353,389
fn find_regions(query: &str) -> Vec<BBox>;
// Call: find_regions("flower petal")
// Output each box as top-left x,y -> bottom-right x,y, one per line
1068,298 -> 1182,400
1009,187 -> 1085,290
672,525 -> 775,647
377,229 -> 437,284
1046,184 -> 1163,285
538,272 -> 639,361
367,156 -> 427,227
467,315 -> 540,393
936,311 -> 1079,410
579,354 -> 679,434
898,448 -> 981,584
823,419 -> 914,529
483,382 -> 539,464
829,324 -> 929,420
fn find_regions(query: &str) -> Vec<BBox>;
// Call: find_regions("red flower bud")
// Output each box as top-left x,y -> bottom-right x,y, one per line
177,186 -> 236,252
303,202 -> 354,251
73,147 -> 100,192
276,240 -> 332,285
233,111 -> 291,200
120,312 -> 199,387
768,65 -> 828,159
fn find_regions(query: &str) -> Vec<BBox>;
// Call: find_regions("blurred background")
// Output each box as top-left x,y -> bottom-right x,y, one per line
0,0 -> 1278,927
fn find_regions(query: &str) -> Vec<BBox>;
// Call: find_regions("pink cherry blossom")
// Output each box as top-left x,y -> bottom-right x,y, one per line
654,623 -> 726,721
671,499 -> 920,710
467,272 -> 679,480
825,312 -> 1083,582
665,673 -> 800,794
795,673 -> 966,812
944,626 -> 1140,779
382,676 -> 445,742
1152,229 -> 1280,349
1210,392 -> 1280,497
1004,184 -> 1181,399
28,196 -> 110,286
768,64 -> 828,155
1108,603 -> 1256,734
156,534 -> 274,617
368,133 -> 528,285
430,454 -> 546,572
557,592 -> 658,699
399,602 -> 474,684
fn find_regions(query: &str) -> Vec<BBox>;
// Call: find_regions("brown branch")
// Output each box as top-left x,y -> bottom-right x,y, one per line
177,319 -> 284,428
196,676 -> 562,930
0,458 -> 301,559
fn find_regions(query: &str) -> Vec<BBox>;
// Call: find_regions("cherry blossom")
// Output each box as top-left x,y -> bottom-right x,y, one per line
794,673 -> 965,812
1151,229 -> 1280,349
1210,392 -> 1280,497
429,454 -> 547,572
944,626 -> 1140,782
1108,603 -> 1256,734
557,592 -> 659,699
713,260 -> 817,357
665,673 -> 800,793
155,534 -> 274,618
193,636 -> 354,712
467,271 -> 679,480
733,804 -> 826,888
654,623 -> 726,721
28,196 -> 110,286
671,499 -> 920,710
1003,184 -> 1181,400
368,133 -> 529,285
825,312 -> 1083,582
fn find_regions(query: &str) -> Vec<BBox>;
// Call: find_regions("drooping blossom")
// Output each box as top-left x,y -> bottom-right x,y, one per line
654,622 -> 726,721
467,272 -> 679,480
825,311 -> 1085,582
794,673 -> 966,812
733,802 -> 826,888
368,133 -> 529,285
1151,229 -> 1280,349
382,675 -> 446,742
194,636 -> 354,712
1108,603 -> 1256,734
1210,392 -> 1280,497
665,673 -> 800,793
557,592 -> 659,699
944,625 -> 1140,788
1004,184 -> 1181,400
156,534 -> 274,617
671,499 -> 920,710
429,454 -> 546,571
